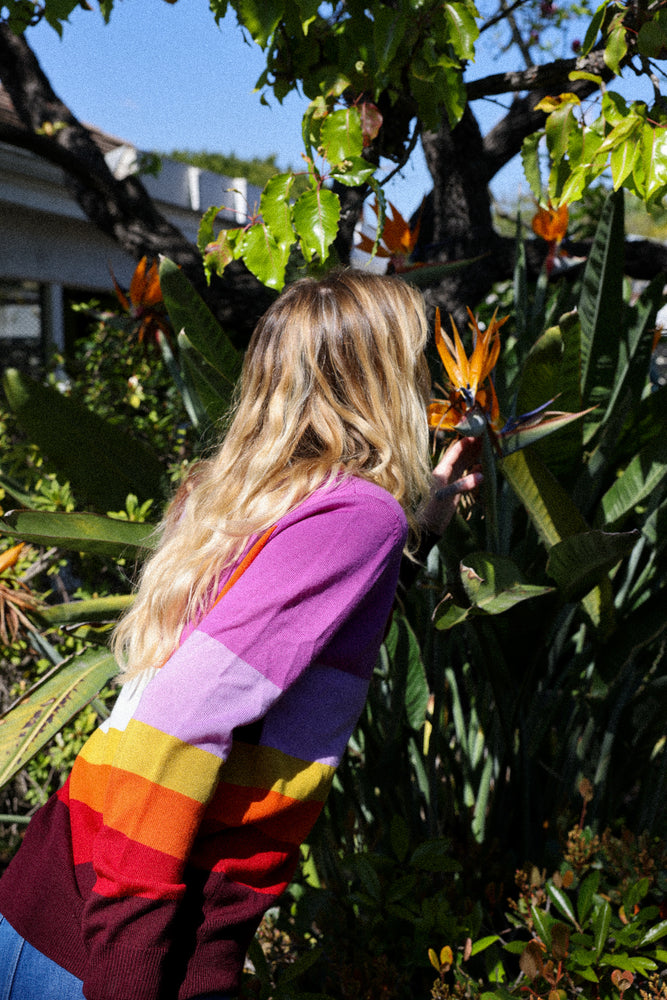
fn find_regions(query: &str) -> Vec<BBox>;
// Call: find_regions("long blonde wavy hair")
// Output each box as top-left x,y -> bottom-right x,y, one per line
112,269 -> 433,679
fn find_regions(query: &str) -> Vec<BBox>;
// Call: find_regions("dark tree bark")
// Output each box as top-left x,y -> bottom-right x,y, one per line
0,22 -> 274,340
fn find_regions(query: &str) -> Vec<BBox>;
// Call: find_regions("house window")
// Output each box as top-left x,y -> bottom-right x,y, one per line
0,280 -> 42,373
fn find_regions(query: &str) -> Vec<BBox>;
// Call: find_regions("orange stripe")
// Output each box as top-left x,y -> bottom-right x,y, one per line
204,782 -> 323,844
101,769 -> 206,859
68,754 -> 111,815
211,525 -> 276,609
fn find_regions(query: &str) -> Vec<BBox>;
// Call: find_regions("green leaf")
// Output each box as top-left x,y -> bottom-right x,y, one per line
597,437 -> 667,528
521,132 -> 543,203
531,906 -> 554,946
470,936 -> 501,956
545,103 -> 577,164
546,530 -> 639,599
639,122 -> 667,203
2,369 -> 165,512
443,1 -> 479,59
319,107 -> 363,165
383,614 -> 429,729
500,449 -> 612,629
235,0 -> 284,47
36,595 -> 133,626
640,919 -> 667,946
593,899 -> 612,957
293,187 -> 340,262
546,884 -> 578,926
410,839 -> 460,873
159,257 -> 242,384
578,190 -> 625,413
638,12 -> 667,57
240,223 -> 291,290
260,172 -> 295,245
330,156 -> 376,187
459,552 -> 553,614
0,648 -> 118,789
0,508 -> 155,558
604,22 -> 628,74
373,5 -> 407,75
578,871 -> 601,925
582,1 -> 607,54
177,332 -> 234,424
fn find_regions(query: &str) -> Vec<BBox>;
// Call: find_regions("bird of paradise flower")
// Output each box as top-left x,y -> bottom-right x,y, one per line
111,256 -> 173,346
356,199 -> 422,272
428,307 -> 592,455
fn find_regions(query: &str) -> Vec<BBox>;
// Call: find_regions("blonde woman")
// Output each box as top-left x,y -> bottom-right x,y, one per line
0,271 -> 480,1000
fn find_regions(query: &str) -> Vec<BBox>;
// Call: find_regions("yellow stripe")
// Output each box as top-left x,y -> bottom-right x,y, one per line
78,720 -> 221,803
222,742 -> 333,803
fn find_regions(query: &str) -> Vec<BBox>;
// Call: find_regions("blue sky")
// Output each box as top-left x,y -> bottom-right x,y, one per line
25,1 -> 652,219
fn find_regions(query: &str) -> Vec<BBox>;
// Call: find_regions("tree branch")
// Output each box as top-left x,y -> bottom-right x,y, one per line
467,48 -> 612,100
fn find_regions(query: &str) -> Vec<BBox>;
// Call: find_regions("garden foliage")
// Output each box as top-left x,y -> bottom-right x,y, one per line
0,190 -> 665,996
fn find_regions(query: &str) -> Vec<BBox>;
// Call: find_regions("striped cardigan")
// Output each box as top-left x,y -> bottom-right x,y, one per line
0,476 -> 407,1000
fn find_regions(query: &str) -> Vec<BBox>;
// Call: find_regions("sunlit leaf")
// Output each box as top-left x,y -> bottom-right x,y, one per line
293,187 -> 340,262
319,107 -> 363,164
0,509 -> 155,558
0,648 -> 118,789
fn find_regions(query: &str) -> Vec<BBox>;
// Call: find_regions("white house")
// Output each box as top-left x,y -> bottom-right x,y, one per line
0,87 -> 261,371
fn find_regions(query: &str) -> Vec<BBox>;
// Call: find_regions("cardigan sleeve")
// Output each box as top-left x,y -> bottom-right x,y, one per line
80,482 -> 407,1000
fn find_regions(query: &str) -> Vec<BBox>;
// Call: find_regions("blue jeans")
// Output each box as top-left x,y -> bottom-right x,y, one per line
0,916 -> 84,999
0,915 -> 233,999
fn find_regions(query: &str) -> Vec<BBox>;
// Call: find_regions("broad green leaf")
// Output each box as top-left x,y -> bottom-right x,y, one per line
593,899 -> 612,957
293,187 -> 340,262
443,2 -> 479,59
383,613 -> 429,729
500,449 -> 611,628
0,649 -> 118,790
531,906 -> 554,946
0,508 -> 155,558
639,122 -> 667,203
500,449 -> 589,549
329,156 -> 376,187
546,529 -> 639,599
582,0 -> 607,54
159,257 -> 242,384
604,22 -> 628,74
611,132 -> 640,189
373,5 -> 407,75
178,332 -> 235,423
36,595 -> 133,626
640,919 -> 667,946
240,223 -> 291,290
470,936 -> 500,956
2,369 -> 165,512
260,172 -> 295,245
596,437 -> 667,528
235,0 -> 284,47
521,132 -> 542,203
578,870 -> 601,925
638,12 -> 667,57
546,884 -> 578,926
578,190 -> 625,414
459,552 -> 553,613
319,107 -> 363,164
433,600 -> 470,630
545,103 -> 577,164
